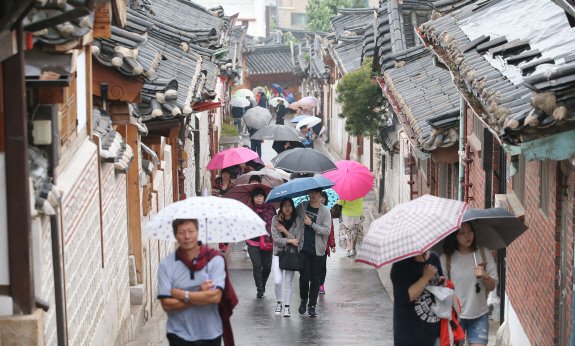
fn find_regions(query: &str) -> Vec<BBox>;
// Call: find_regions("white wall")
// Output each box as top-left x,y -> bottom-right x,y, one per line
504,295 -> 532,346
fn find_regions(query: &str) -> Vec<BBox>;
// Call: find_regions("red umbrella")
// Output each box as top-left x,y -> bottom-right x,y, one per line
323,160 -> 373,200
207,147 -> 259,170
223,183 -> 279,209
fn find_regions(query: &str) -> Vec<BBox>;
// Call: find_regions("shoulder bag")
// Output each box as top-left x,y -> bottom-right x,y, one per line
331,204 -> 342,219
278,244 -> 300,271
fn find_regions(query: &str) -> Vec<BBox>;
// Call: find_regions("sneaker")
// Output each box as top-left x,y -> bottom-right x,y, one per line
319,285 -> 325,294
352,249 -> 357,256
275,301 -> 282,315
246,251 -> 250,258
243,245 -> 248,251
298,300 -> 307,314
283,306 -> 291,317
345,250 -> 353,257
257,288 -> 264,298
308,305 -> 317,317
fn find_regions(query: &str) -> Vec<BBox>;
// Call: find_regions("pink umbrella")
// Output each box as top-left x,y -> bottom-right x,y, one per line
323,160 -> 373,201
300,96 -> 318,108
206,147 -> 259,170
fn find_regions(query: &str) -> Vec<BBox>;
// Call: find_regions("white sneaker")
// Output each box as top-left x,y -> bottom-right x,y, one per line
275,301 -> 282,315
243,245 -> 248,251
283,306 -> 291,317
246,251 -> 250,258
352,249 -> 357,256
345,250 -> 353,257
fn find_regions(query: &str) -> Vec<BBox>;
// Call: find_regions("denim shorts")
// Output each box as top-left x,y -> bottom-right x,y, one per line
459,313 -> 489,344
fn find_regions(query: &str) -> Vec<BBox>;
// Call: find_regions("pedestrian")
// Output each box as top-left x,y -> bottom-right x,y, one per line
158,219 -> 238,346
276,99 -> 286,125
271,198 -> 303,317
239,162 -> 254,175
439,222 -> 498,346
319,191 -> 336,295
337,197 -> 364,257
246,187 -> 276,298
212,169 -> 235,252
248,175 -> 261,184
248,126 -> 262,157
300,125 -> 315,149
390,251 -> 444,346
296,106 -> 303,116
295,187 -> 331,317
257,91 -> 268,108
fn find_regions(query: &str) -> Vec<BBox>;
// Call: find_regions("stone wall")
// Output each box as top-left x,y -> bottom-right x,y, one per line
199,111 -> 213,194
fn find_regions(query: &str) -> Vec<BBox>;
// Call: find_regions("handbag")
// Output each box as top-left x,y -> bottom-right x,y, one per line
331,204 -> 342,219
259,234 -> 274,251
278,244 -> 300,271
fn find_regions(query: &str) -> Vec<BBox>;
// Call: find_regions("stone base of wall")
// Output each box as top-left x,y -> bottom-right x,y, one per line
0,309 -> 44,346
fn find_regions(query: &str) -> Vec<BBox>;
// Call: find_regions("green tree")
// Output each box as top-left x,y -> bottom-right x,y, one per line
283,32 -> 299,47
306,0 -> 353,32
336,57 -> 386,136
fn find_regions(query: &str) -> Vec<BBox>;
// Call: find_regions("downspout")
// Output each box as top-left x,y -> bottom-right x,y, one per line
458,96 -> 465,201
208,110 -> 216,186
407,152 -> 416,200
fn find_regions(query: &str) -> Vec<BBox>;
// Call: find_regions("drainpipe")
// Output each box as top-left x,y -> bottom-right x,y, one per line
407,152 -> 417,200
458,96 -> 465,201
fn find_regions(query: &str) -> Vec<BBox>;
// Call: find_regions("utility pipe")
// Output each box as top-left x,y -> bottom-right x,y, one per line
458,96 -> 465,201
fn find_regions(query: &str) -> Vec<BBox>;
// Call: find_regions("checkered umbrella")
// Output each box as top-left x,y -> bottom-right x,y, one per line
356,195 -> 468,268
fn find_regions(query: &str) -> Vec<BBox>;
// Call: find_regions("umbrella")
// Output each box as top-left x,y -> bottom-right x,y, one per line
288,101 -> 314,110
293,188 -> 340,209
252,86 -> 266,95
355,195 -> 468,268
271,83 -> 285,96
230,97 -> 250,108
206,147 -> 259,170
265,176 -> 335,203
430,208 -> 529,255
296,116 -> 322,129
144,196 -> 267,243
234,89 -> 254,98
291,115 -> 311,123
245,158 -> 265,171
244,106 -> 272,129
271,148 -> 337,174
271,140 -> 305,154
250,125 -> 306,141
323,160 -> 373,201
235,169 -> 284,187
300,96 -> 318,107
270,97 -> 289,107
223,183 -> 273,206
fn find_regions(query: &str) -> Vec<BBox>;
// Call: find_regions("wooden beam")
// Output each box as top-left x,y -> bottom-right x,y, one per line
145,119 -> 181,131
38,87 -> 65,104
93,2 -> 112,39
123,125 -> 143,283
171,138 -> 179,203
111,0 -> 127,29
108,101 -> 130,125
0,29 -> 17,63
141,134 -> 162,146
92,58 -> 144,103
3,22 -> 34,314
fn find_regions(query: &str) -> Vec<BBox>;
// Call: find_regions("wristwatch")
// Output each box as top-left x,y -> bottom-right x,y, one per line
184,291 -> 189,303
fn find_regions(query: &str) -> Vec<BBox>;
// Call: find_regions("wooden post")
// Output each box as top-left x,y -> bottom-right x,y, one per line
3,22 -> 34,314
123,125 -> 143,283
171,138 -> 179,203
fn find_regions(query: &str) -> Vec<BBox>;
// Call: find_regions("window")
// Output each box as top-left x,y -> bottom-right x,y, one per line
291,13 -> 308,26
539,160 -> 551,215
512,154 -> 526,206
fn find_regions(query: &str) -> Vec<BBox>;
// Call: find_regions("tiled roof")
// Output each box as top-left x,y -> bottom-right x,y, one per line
378,115 -> 401,151
245,45 -> 294,75
419,0 -> 575,144
333,36 -> 364,74
381,48 -> 461,151
331,8 -> 376,41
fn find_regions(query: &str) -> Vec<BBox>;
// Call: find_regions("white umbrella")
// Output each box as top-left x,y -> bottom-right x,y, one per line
145,196 -> 267,243
230,97 -> 250,108
234,89 -> 255,98
296,116 -> 322,129
244,106 -> 272,129
270,97 -> 289,107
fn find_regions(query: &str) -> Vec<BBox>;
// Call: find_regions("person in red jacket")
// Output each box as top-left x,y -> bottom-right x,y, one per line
319,191 -> 336,294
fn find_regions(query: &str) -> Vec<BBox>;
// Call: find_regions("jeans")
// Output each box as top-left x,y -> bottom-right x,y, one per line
459,313 -> 489,344
247,244 -> 272,290
250,139 -> 262,157
167,334 -> 221,346
234,118 -> 242,133
273,255 -> 295,305
299,251 -> 324,306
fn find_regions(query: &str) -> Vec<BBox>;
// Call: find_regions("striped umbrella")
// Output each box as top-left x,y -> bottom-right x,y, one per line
356,195 -> 468,268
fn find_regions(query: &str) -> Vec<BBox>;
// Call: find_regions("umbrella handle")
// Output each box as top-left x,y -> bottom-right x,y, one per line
204,217 -> 217,290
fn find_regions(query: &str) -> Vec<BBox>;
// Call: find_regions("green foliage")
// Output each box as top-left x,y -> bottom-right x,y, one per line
306,0 -> 354,32
221,119 -> 240,137
270,18 -> 277,32
336,57 -> 386,137
283,32 -> 299,47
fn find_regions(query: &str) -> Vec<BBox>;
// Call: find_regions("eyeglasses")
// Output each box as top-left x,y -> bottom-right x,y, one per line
475,283 -> 481,294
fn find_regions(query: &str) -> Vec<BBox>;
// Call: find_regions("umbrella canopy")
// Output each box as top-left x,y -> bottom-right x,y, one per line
234,89 -> 254,98
223,183 -> 273,205
230,97 -> 251,108
430,208 -> 529,254
288,101 -> 314,110
244,106 -> 272,129
250,125 -> 306,141
271,141 -> 305,154
293,188 -> 339,209
252,86 -> 266,95
144,196 -> 267,243
271,83 -> 285,95
291,115 -> 311,123
265,176 -> 335,203
296,116 -> 322,129
323,160 -> 373,201
235,169 -> 284,187
356,195 -> 468,268
300,96 -> 318,107
271,148 -> 337,174
206,147 -> 259,170
270,97 -> 289,107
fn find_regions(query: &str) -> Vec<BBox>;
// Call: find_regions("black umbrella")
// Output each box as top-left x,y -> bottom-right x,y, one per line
270,148 -> 337,174
271,141 -> 305,154
431,207 -> 528,254
250,125 -> 305,141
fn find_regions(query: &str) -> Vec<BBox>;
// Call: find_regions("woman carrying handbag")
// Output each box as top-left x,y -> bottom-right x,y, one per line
271,198 -> 303,317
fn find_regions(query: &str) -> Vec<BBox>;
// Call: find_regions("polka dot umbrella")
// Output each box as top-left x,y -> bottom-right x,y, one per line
144,196 -> 267,243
